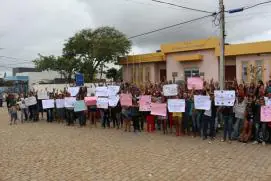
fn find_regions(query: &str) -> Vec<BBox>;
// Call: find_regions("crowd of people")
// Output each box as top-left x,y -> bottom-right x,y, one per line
5,78 -> 271,145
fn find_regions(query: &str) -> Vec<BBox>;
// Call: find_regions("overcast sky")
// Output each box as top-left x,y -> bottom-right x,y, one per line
1,0 -> 271,75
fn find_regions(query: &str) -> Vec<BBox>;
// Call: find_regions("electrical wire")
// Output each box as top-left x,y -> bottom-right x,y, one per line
128,14 -> 214,39
124,0 -> 182,11
151,0 -> 214,14
244,0 -> 271,10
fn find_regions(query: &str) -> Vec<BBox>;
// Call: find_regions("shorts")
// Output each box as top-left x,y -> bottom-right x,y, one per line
11,112 -> 17,120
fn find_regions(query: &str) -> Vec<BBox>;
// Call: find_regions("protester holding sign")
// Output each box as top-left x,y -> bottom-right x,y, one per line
202,93 -> 217,141
56,94 -> 65,123
253,97 -> 267,145
232,96 -> 246,140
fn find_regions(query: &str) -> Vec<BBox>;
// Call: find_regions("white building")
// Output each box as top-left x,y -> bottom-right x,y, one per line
16,71 -> 62,89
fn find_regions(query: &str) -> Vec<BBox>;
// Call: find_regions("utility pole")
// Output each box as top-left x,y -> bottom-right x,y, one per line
219,0 -> 225,90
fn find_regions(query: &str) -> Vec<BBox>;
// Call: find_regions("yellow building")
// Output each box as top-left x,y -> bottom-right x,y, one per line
119,37 -> 271,84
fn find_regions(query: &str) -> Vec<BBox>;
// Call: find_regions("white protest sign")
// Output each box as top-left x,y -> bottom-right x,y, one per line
163,84 -> 178,96
95,87 -> 108,97
194,95 -> 211,110
64,97 -> 76,108
38,91 -> 49,100
108,95 -> 120,107
214,90 -> 235,106
68,87 -> 80,97
264,97 -> 271,106
97,97 -> 109,109
87,87 -> 95,97
56,99 -> 65,108
167,99 -> 185,113
42,99 -> 55,109
107,86 -> 120,96
25,96 -> 37,106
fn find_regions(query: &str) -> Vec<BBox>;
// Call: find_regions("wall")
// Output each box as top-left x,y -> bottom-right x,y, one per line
122,62 -> 162,83
166,49 -> 219,82
236,54 -> 271,83
16,71 -> 62,88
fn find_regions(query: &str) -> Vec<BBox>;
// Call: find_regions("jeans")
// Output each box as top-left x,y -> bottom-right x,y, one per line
21,108 -> 28,121
78,111 -> 86,126
47,109 -> 54,122
203,115 -> 215,138
192,112 -> 201,134
66,109 -> 74,125
102,111 -> 110,128
223,116 -> 233,140
232,118 -> 243,139
255,122 -> 267,143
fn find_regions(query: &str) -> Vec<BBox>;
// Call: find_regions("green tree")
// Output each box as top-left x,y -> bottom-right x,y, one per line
63,26 -> 131,82
33,54 -> 80,83
106,67 -> 122,81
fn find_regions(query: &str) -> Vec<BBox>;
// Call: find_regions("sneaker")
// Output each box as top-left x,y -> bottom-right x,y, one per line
262,142 -> 266,146
252,141 -> 259,145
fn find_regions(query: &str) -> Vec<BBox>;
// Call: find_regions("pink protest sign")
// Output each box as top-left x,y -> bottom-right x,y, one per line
187,77 -> 203,90
120,94 -> 132,106
84,97 -> 97,106
151,103 -> 167,117
261,106 -> 271,122
139,95 -> 151,112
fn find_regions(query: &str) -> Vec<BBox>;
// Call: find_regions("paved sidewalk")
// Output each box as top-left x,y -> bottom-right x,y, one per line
0,108 -> 271,181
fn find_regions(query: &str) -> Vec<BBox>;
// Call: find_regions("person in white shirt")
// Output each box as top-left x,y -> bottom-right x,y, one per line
18,93 -> 28,123
232,96 -> 246,140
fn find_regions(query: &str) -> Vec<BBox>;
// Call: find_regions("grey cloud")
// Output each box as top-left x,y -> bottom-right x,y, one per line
0,0 -> 271,74
81,0 -> 271,50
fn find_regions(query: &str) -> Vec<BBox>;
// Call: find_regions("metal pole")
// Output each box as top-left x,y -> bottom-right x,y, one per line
219,0 -> 225,90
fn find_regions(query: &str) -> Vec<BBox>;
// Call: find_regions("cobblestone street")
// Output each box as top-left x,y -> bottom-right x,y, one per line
1,108 -> 271,181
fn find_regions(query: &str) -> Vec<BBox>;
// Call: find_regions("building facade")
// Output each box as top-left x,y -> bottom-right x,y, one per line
120,37 -> 271,84
12,67 -> 39,76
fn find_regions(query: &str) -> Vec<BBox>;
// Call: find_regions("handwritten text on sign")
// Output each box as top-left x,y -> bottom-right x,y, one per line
107,86 -> 120,96
108,95 -> 120,107
139,95 -> 151,112
214,90 -> 235,106
95,87 -> 108,97
151,103 -> 167,117
68,87 -> 80,97
97,97 -> 109,109
187,77 -> 203,90
261,106 -> 271,122
194,95 -> 211,110
42,99 -> 55,109
120,94 -> 132,106
167,99 -> 185,113
25,96 -> 37,106
163,84 -> 178,96
64,97 -> 76,108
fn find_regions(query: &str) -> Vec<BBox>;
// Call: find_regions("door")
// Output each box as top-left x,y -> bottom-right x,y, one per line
225,65 -> 236,81
160,69 -> 166,82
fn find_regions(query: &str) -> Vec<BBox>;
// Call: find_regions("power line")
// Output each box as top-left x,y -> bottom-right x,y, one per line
128,14 -> 214,39
124,0 -> 182,11
244,0 -> 271,10
151,0 -> 215,14
227,0 -> 271,13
